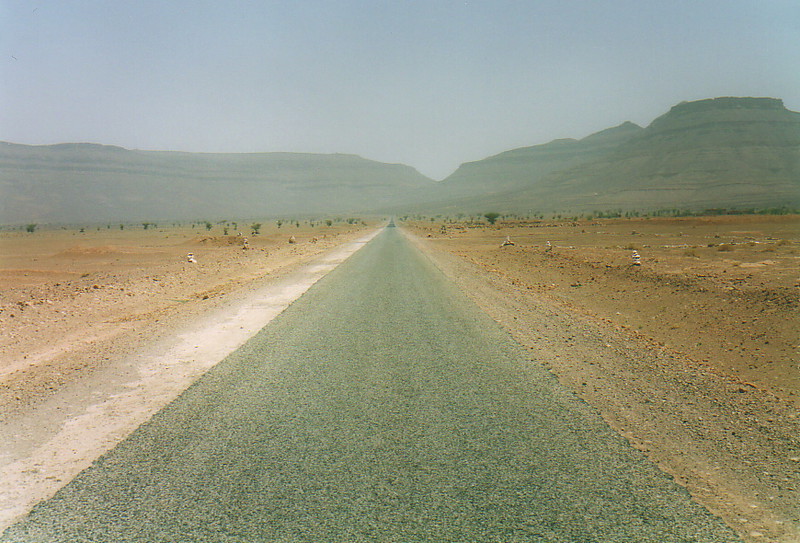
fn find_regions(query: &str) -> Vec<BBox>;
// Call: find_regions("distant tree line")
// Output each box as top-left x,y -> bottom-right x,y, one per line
398,206 -> 799,225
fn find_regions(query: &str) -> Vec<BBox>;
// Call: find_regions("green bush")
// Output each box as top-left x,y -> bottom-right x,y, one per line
484,212 -> 500,225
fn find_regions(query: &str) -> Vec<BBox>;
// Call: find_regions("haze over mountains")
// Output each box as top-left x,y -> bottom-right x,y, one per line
421,121 -> 645,207
419,97 -> 800,215
0,146 -> 431,224
1,97 -> 798,224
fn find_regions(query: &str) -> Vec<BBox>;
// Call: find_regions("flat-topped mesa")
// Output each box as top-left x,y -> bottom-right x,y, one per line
670,96 -> 786,114
421,95 -> 799,214
646,96 -> 797,135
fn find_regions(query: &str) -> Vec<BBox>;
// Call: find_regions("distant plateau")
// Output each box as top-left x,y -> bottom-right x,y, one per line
1,96 -> 798,224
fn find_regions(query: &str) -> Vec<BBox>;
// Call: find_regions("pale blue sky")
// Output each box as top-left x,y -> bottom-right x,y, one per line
2,1 -> 798,179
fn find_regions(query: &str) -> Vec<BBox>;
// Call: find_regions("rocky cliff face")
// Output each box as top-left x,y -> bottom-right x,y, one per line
636,97 -> 800,147
563,96 -> 800,211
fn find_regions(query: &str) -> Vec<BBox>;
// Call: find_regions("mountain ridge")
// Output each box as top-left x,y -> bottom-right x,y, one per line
2,96 -> 798,224
417,96 -> 799,214
422,121 -> 645,203
0,143 -> 434,224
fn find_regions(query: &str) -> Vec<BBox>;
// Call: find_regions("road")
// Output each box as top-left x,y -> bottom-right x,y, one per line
2,227 -> 738,542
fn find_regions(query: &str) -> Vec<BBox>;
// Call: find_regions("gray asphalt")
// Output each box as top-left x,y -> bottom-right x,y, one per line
3,227 -> 738,542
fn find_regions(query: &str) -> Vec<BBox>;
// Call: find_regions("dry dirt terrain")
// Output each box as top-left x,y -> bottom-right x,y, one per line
1,215 -> 798,542
407,214 -> 799,543
0,221 -> 372,416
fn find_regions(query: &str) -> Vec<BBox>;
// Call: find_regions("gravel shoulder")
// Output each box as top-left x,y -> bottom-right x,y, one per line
405,217 -> 799,543
0,222 -> 376,529
0,223 -> 371,416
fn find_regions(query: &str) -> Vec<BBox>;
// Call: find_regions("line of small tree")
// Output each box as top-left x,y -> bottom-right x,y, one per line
401,205 -> 799,225
582,207 -> 799,220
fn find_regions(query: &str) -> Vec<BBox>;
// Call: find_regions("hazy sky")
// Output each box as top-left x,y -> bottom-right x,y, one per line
2,1 -> 798,179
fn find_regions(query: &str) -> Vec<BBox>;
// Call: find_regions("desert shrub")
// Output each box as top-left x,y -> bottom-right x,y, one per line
25,223 -> 37,233
717,244 -> 734,252
683,249 -> 699,258
623,243 -> 639,250
776,239 -> 790,246
484,212 -> 500,224
759,207 -> 795,215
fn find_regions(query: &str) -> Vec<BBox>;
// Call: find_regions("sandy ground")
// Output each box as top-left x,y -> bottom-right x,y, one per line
407,215 -> 799,543
2,215 -> 798,541
0,221 -> 377,527
0,222 -> 371,409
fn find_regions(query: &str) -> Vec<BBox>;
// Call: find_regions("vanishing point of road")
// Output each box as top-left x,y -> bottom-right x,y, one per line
3,227 -> 737,542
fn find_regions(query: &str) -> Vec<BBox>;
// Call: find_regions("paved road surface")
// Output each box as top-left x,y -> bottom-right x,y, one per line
2,228 -> 738,542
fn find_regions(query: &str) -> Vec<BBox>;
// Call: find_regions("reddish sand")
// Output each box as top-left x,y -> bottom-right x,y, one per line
408,214 -> 799,543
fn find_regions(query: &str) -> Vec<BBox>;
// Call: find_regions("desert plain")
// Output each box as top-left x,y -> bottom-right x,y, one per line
408,213 -> 799,542
0,214 -> 798,542
0,220 -> 373,412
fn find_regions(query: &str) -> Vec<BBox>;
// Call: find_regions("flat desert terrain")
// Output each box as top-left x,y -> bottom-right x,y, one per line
0,221 -> 372,414
1,215 -> 798,541
408,214 -> 799,542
